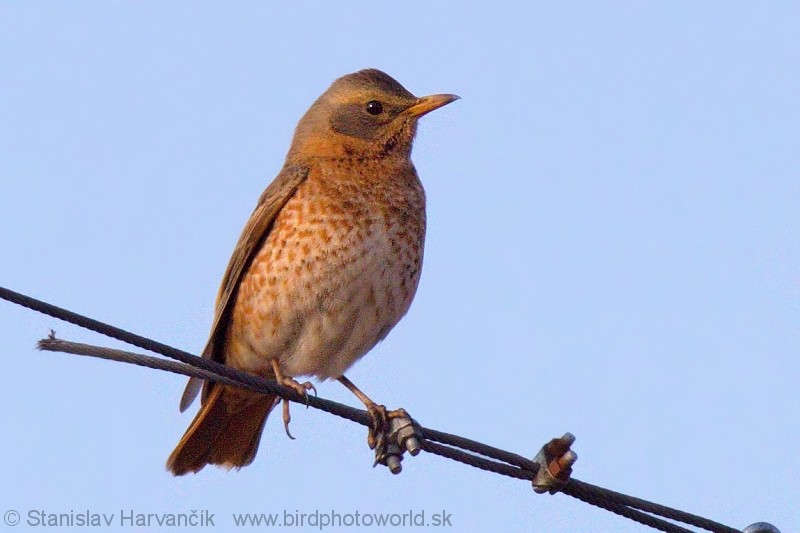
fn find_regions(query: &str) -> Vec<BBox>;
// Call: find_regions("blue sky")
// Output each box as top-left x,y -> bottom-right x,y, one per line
1,2 -> 798,532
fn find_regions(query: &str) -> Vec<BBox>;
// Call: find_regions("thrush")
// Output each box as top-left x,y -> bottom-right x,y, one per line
167,69 -> 458,475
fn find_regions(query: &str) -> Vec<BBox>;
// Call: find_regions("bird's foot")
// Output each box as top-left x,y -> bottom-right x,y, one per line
366,405 -> 409,448
269,359 -> 316,439
335,376 -> 420,473
269,357 -> 316,404
279,376 -> 317,403
366,403 -> 390,451
276,379 -> 316,440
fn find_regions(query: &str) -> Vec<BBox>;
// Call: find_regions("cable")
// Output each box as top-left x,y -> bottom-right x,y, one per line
36,336 -> 536,482
563,481 -> 742,533
2,286 -> 763,533
32,340 -> 721,533
33,337 -> 736,533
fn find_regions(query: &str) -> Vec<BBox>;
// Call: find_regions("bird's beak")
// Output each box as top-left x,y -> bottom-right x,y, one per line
406,94 -> 460,118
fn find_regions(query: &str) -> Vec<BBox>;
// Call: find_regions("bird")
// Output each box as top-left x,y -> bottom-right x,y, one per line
167,68 -> 458,475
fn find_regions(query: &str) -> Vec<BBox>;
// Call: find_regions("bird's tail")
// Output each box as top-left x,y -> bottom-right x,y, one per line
167,384 -> 277,475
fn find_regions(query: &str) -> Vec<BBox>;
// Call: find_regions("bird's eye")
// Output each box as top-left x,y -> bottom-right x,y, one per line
366,100 -> 384,115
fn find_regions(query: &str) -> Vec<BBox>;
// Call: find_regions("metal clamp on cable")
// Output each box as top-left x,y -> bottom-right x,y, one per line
532,433 -> 578,494
743,522 -> 781,533
374,413 -> 422,475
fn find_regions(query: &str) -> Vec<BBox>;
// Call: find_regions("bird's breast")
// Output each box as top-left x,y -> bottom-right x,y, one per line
228,160 -> 426,379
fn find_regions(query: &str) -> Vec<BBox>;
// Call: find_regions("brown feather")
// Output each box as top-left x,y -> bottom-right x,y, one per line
179,165 -> 310,412
167,385 -> 277,475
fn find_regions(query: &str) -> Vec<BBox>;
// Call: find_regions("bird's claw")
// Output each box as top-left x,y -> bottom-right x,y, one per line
280,377 -> 315,406
367,405 -> 410,448
366,403 -> 389,451
281,398 -> 295,440
276,378 -> 315,438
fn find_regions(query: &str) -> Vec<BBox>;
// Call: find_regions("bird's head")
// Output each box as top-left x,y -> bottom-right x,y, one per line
287,69 -> 458,161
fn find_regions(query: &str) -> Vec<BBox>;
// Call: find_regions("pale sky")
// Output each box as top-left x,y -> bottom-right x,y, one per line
1,2 -> 798,532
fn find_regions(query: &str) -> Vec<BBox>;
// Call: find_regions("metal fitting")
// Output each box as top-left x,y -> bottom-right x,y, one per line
374,411 -> 423,475
383,443 -> 403,474
743,522 -> 781,533
532,432 -> 577,494
389,415 -> 422,456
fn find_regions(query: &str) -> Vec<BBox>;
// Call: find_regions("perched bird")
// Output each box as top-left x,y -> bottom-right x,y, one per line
167,69 -> 458,475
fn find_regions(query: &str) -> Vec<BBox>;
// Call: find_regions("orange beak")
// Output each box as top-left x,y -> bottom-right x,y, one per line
406,93 -> 460,118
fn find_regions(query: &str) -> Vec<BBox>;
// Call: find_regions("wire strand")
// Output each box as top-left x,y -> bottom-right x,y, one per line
2,286 -> 748,533
35,339 -> 719,533
563,480 -> 743,533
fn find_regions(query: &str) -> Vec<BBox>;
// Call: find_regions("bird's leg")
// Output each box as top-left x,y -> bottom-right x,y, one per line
338,375 -> 408,452
269,358 -> 316,439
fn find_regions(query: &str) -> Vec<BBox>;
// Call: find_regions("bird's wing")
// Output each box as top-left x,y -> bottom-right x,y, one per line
179,164 -> 310,411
